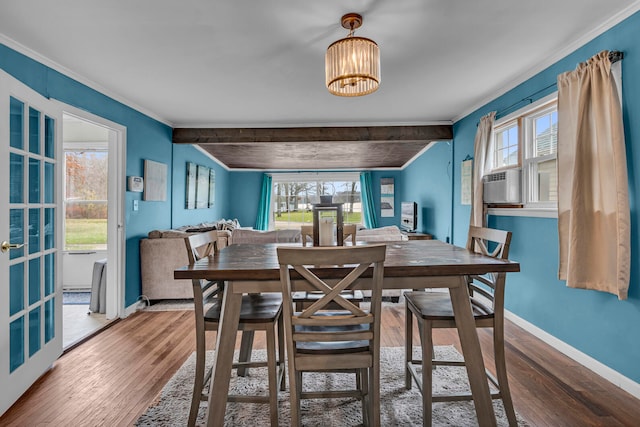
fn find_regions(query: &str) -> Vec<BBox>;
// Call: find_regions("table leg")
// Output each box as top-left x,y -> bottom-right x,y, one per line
448,277 -> 497,427
205,283 -> 243,427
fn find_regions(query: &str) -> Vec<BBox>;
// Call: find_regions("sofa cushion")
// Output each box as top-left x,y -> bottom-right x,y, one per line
231,228 -> 301,244
356,225 -> 407,242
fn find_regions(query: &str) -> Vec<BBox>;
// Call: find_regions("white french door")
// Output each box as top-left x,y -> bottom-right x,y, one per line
0,71 -> 63,415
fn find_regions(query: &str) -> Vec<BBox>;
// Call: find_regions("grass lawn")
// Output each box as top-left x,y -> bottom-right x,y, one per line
274,210 -> 362,224
65,218 -> 107,250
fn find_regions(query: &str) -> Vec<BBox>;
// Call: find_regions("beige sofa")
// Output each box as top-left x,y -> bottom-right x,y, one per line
355,225 -> 408,301
140,226 -> 302,301
140,228 -> 231,300
356,225 -> 408,242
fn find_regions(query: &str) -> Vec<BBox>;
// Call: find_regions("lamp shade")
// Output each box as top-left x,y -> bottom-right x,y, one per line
325,36 -> 380,97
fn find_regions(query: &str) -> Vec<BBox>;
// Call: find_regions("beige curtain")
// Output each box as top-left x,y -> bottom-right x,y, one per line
557,50 -> 630,300
470,111 -> 496,228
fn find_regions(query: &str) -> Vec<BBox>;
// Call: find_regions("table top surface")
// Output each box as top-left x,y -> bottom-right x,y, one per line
174,239 -> 520,281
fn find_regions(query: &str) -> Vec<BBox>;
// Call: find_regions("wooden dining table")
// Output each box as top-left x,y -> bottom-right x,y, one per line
174,239 -> 520,426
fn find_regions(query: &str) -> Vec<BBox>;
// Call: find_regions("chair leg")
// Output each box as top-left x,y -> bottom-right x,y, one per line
237,330 -> 254,377
277,315 -> 286,391
188,333 -> 206,427
421,318 -> 433,427
358,368 -> 371,426
265,327 -> 279,426
290,370 -> 302,427
370,361 -> 381,427
405,299 -> 414,390
494,325 -> 518,426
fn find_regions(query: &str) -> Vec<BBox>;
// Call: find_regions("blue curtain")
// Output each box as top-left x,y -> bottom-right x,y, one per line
360,171 -> 378,229
255,174 -> 272,230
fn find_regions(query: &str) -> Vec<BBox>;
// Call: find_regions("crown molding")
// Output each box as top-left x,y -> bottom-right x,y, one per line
453,1 -> 640,123
0,33 -> 172,127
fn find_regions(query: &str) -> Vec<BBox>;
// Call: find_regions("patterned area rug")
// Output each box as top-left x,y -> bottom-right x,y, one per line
136,346 -> 527,426
62,291 -> 91,305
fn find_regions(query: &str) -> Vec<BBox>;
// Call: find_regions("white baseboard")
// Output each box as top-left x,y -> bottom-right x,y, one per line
124,300 -> 145,317
505,310 -> 640,399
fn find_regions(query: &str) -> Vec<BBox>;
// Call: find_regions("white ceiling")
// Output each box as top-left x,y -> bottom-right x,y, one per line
1,0 -> 638,129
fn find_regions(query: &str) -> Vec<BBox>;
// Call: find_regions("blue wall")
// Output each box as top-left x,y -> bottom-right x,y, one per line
1,44 -> 229,307
451,11 -> 640,382
401,141 -> 453,241
228,171 -> 265,227
370,170 -> 403,228
171,145 -> 230,227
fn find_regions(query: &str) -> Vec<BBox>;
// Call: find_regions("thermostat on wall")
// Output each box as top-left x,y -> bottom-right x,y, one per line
127,176 -> 144,192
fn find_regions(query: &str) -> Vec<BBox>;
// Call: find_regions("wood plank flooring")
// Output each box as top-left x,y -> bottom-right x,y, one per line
2,304 -> 639,426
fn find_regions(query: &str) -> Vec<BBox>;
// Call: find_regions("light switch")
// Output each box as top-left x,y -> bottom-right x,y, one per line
133,200 -> 139,211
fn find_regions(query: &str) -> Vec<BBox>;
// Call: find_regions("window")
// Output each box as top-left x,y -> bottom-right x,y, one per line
493,122 -> 519,169
523,104 -> 557,207
64,147 -> 108,250
489,94 -> 558,210
270,172 -> 362,230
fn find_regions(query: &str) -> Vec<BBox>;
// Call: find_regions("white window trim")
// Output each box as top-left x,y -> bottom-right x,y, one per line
487,207 -> 558,218
269,172 -> 362,229
494,92 -> 557,126
270,171 -> 360,183
489,93 -> 558,218
522,102 -> 558,210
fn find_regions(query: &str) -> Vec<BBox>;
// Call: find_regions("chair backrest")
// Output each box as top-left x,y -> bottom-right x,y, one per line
465,226 -> 512,321
185,230 -> 219,264
277,245 -> 386,354
343,224 -> 357,245
301,225 -> 313,247
184,231 -> 222,328
300,223 -> 357,247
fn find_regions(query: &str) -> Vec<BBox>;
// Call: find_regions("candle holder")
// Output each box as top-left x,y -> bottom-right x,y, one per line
311,203 -> 344,246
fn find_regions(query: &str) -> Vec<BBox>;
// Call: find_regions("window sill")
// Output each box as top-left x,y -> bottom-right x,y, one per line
487,207 -> 557,219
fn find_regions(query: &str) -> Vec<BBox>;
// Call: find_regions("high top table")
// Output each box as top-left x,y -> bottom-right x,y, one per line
175,240 -> 520,426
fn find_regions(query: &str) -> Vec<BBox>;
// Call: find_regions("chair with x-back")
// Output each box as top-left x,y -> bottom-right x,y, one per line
278,244 -> 386,427
184,231 -> 285,427
297,224 -> 364,310
404,226 -> 517,426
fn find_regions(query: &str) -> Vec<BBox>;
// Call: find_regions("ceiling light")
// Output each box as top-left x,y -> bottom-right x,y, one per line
325,13 -> 380,97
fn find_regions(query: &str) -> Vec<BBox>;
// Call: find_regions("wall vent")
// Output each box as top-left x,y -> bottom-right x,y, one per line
483,169 -> 521,204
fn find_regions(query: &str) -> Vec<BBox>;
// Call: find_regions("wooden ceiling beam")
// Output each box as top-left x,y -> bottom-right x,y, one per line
172,125 -> 453,145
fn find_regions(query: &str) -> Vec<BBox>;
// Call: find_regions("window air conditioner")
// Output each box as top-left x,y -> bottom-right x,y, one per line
483,169 -> 521,204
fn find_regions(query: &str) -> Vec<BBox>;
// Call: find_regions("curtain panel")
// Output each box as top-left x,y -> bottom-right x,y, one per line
470,112 -> 496,228
360,171 -> 378,229
255,174 -> 272,230
557,50 -> 630,300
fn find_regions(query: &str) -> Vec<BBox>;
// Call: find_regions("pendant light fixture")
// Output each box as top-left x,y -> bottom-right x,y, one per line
325,13 -> 380,97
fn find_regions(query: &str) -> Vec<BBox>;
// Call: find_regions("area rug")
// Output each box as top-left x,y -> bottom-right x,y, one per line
62,291 -> 91,305
136,346 -> 527,426
142,299 -> 194,311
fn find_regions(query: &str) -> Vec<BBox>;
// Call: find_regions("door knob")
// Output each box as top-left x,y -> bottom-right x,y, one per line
1,241 -> 25,253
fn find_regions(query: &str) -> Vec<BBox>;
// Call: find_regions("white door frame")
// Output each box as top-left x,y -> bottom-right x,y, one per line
55,102 -> 126,319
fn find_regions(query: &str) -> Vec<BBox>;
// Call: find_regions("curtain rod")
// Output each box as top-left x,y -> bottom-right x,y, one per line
494,50 -> 624,120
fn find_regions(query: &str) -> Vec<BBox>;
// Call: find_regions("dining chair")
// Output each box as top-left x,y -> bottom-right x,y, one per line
301,224 -> 313,247
301,223 -> 357,246
404,226 -> 517,427
183,231 -> 285,427
277,244 -> 387,427
297,223 -> 363,310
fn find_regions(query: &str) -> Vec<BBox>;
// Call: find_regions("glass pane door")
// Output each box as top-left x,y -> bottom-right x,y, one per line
1,71 -> 63,416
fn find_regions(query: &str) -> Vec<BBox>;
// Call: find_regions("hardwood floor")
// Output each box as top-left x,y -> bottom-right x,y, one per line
2,304 -> 639,426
